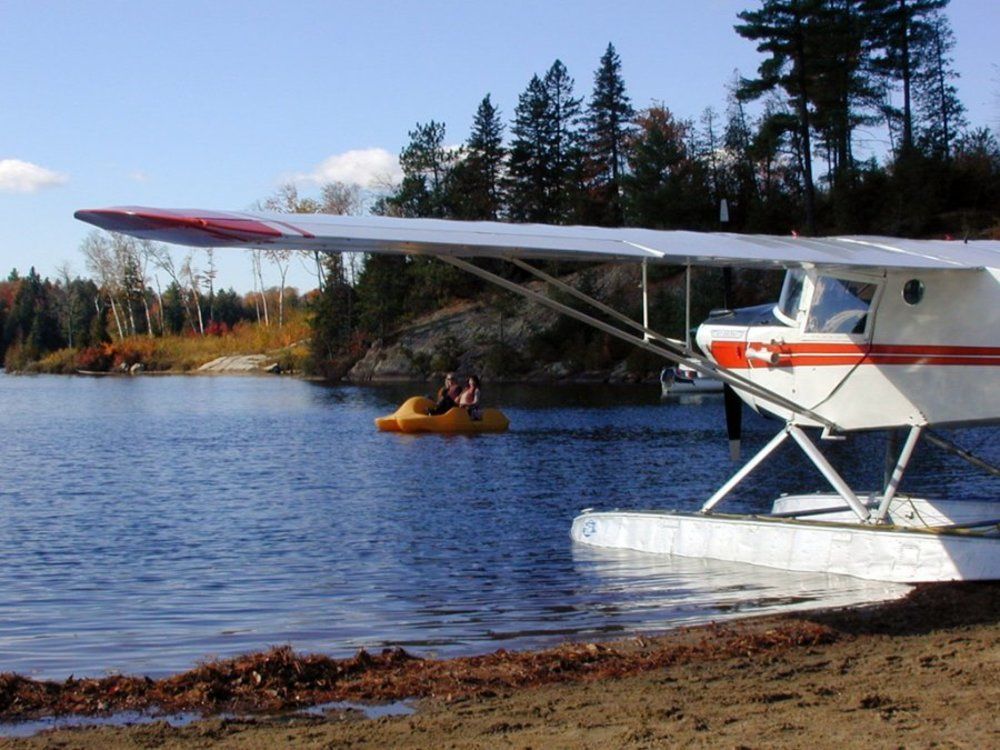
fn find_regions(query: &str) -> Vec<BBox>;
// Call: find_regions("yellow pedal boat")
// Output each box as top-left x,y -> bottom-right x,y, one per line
375,396 -> 510,434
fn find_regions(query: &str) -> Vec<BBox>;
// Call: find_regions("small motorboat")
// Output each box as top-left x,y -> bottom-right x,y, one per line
660,365 -> 724,397
376,396 -> 510,434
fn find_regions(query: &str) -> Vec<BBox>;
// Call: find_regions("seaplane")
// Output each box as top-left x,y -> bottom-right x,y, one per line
74,207 -> 1000,583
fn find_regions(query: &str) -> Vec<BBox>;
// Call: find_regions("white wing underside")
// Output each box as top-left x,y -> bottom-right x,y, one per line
74,207 -> 1000,272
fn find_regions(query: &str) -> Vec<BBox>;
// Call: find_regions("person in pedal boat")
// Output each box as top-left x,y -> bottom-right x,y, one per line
429,373 -> 464,415
457,374 -> 482,420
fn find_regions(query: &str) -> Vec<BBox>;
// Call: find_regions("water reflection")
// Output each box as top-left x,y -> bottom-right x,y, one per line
570,546 -> 908,626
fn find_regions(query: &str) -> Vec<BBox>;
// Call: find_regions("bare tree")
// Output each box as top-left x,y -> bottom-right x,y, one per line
133,240 -> 157,337
108,234 -> 140,335
258,182 -> 325,299
252,180 -> 367,326
319,181 -> 364,286
149,243 -> 198,333
152,273 -> 165,334
263,247 -> 292,327
181,255 -> 205,335
320,180 -> 362,215
204,248 -> 217,323
251,248 -> 270,326
81,231 -> 125,339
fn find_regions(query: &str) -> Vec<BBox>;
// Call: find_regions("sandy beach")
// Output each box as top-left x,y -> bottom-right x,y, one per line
1,581 -> 996,749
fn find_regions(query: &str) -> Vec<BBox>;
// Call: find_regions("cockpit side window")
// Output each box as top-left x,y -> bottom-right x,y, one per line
805,276 -> 877,334
775,269 -> 806,327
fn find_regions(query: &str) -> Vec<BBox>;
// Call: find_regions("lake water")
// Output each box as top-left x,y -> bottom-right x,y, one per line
0,374 -> 994,680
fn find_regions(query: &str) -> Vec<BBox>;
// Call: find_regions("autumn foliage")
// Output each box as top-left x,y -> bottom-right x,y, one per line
34,309 -> 311,374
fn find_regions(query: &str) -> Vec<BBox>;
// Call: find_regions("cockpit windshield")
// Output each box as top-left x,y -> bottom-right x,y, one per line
775,269 -> 806,326
805,276 -> 877,334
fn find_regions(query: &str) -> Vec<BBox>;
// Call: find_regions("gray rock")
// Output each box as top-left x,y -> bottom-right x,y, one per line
344,264 -> 650,383
198,355 -> 279,373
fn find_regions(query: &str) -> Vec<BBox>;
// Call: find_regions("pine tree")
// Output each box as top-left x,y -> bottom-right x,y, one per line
913,9 -> 966,160
507,61 -> 584,223
507,74 -> 554,222
698,107 -> 725,211
160,282 -> 188,334
544,60 -> 586,222
585,43 -> 635,226
949,128 -> 1000,222
389,121 -> 455,218
448,95 -> 506,220
88,303 -> 109,347
354,254 -> 411,340
56,277 -> 101,349
466,94 -> 506,219
863,0 -> 949,156
736,0 -> 825,234
309,255 -> 358,377
808,0 -> 881,189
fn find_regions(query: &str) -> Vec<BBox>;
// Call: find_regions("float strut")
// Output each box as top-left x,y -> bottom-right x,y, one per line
874,425 -> 923,523
701,427 -> 791,513
787,425 -> 870,522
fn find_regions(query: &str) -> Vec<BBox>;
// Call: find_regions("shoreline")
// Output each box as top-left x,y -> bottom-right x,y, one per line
6,367 -> 670,386
1,581 -> 996,747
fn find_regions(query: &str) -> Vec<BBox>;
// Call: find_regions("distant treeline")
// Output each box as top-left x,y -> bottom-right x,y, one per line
0,263 -> 303,372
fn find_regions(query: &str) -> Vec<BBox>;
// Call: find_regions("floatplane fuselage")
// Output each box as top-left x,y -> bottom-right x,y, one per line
696,266 -> 1000,431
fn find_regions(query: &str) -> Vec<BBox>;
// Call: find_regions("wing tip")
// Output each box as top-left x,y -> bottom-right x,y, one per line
73,206 -> 285,245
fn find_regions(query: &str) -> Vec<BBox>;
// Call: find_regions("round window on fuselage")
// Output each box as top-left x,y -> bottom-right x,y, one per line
902,279 -> 924,305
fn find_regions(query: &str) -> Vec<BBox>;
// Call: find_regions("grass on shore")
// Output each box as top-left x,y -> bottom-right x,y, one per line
31,310 -> 311,374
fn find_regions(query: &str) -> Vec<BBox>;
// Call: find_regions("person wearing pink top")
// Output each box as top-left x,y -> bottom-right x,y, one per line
457,374 -> 482,420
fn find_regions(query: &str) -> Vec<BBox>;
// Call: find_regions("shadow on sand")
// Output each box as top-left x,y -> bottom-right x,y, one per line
799,581 -> 1000,637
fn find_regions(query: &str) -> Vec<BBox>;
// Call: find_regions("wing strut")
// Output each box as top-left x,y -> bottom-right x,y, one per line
506,257 -> 688,351
642,258 -> 650,342
438,255 -> 839,430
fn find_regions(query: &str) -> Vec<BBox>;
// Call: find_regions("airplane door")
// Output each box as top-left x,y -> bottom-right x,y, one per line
791,274 -> 880,410
735,269 -> 805,419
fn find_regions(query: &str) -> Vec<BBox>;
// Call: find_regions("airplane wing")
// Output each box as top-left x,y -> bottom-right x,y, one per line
74,206 -> 1000,271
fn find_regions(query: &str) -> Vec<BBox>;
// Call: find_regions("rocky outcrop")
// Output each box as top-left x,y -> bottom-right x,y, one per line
346,264 -> 659,383
346,293 -> 551,382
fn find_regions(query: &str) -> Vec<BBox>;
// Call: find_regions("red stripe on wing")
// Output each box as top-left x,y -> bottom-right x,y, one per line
75,208 -> 285,245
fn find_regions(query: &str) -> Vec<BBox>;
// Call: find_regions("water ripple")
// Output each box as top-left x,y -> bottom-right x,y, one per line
0,376 -> 993,679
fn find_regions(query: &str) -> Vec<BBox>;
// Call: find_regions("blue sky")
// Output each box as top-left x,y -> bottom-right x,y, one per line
1,0 -> 997,292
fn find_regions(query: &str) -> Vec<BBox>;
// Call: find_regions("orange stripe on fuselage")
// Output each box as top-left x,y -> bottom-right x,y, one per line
709,341 -> 1000,369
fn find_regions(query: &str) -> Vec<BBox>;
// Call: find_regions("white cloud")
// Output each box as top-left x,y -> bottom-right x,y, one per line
129,170 -> 150,183
295,148 -> 402,189
0,159 -> 68,193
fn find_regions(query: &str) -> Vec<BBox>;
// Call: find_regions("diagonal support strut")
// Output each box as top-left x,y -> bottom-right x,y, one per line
438,255 -> 839,431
